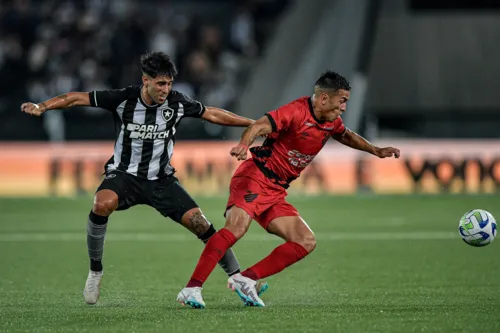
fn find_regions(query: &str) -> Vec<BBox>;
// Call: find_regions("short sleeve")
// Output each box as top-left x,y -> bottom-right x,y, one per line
265,102 -> 298,132
89,88 -> 129,112
177,92 -> 206,118
331,117 -> 346,135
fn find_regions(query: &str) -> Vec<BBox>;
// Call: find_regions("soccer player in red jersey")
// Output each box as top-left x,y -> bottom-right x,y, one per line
177,71 -> 400,308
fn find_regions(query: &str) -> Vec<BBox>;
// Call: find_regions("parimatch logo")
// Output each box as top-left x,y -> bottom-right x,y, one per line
126,123 -> 169,140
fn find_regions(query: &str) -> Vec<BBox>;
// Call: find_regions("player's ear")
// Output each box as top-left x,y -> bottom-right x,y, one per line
141,74 -> 149,86
320,92 -> 329,105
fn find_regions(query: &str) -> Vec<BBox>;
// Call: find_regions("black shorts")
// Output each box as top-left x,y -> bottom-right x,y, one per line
96,171 -> 198,223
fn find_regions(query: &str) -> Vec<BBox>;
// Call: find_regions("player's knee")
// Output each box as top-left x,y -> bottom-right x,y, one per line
225,224 -> 248,240
92,194 -> 118,216
92,201 -> 115,216
224,216 -> 248,239
298,233 -> 316,253
224,209 -> 251,240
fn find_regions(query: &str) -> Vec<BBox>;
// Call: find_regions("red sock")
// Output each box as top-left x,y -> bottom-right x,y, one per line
241,242 -> 309,280
186,228 -> 237,287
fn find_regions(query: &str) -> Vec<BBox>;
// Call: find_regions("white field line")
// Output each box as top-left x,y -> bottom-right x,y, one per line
0,231 -> 458,242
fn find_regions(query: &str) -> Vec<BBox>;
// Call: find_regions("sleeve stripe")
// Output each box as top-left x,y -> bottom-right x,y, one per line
198,102 -> 206,116
89,91 -> 96,106
93,91 -> 98,107
266,113 -> 277,132
199,105 -> 206,117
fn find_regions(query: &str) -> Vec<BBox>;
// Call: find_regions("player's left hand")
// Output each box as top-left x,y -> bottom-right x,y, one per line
374,146 -> 400,159
230,144 -> 248,160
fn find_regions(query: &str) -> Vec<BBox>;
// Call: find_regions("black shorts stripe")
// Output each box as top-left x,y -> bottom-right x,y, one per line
137,106 -> 159,178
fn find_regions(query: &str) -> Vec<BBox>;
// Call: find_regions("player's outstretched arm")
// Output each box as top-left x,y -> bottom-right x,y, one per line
229,115 -> 273,160
20,92 -> 91,116
201,107 -> 255,127
333,128 -> 400,159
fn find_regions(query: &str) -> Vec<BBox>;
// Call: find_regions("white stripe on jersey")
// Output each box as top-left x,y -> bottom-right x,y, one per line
107,124 -> 124,172
108,100 -> 128,172
115,99 -> 126,120
163,102 -> 185,175
146,102 -> 170,179
164,139 -> 175,176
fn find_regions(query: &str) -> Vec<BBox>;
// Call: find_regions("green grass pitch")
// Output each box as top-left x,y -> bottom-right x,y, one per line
0,195 -> 499,332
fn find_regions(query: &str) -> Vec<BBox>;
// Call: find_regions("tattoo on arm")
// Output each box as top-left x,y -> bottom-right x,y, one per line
204,107 -> 253,127
38,92 -> 82,111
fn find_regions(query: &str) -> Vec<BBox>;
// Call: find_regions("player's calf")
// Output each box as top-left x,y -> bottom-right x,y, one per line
181,208 -> 243,278
84,189 -> 118,305
198,224 -> 242,277
178,206 -> 254,306
224,206 -> 253,239
87,211 -> 108,272
88,190 -> 118,272
239,216 -> 315,281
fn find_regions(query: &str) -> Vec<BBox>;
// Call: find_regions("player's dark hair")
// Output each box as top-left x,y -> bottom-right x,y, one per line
140,51 -> 178,78
314,71 -> 351,92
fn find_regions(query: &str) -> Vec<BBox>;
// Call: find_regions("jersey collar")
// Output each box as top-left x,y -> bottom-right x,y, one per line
308,96 -> 325,124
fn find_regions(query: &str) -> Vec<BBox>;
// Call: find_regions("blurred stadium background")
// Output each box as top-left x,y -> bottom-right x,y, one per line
1,0 -> 500,196
1,0 -> 499,332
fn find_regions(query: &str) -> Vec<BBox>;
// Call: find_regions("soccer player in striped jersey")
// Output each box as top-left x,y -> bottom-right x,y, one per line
20,51 -> 268,305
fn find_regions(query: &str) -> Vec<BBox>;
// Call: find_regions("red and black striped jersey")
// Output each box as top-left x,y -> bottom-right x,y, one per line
250,96 -> 345,189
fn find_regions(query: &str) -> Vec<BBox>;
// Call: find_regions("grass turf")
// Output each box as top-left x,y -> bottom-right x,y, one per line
0,195 -> 498,332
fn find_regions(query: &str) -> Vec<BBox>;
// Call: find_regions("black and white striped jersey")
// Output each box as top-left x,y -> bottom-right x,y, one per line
89,85 -> 205,180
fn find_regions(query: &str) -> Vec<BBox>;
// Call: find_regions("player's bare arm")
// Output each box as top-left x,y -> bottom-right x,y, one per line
230,115 -> 273,160
333,128 -> 400,158
20,92 -> 91,116
202,107 -> 255,127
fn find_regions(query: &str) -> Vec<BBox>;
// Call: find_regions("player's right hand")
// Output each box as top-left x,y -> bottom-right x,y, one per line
230,144 -> 248,160
21,102 -> 44,116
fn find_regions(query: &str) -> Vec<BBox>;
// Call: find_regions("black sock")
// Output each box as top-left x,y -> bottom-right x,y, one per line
89,211 -> 108,225
90,259 -> 103,272
198,224 -> 216,243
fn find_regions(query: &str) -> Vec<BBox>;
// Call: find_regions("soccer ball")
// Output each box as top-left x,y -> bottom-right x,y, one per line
459,209 -> 496,247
